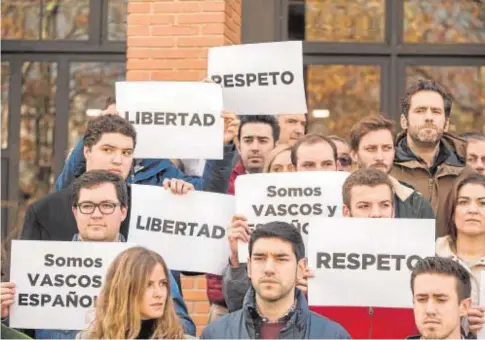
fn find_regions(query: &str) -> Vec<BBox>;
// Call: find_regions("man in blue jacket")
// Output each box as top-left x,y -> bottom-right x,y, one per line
201,221 -> 349,339
21,115 -> 198,336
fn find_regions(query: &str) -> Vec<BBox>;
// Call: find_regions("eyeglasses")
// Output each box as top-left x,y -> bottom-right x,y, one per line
338,156 -> 353,167
75,201 -> 121,215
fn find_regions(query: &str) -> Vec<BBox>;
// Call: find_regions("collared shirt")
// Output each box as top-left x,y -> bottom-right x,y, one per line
256,299 -> 297,324
255,300 -> 297,339
71,233 -> 126,242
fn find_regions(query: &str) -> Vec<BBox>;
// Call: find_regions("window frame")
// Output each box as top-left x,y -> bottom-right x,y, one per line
281,0 -> 485,129
2,0 -> 126,53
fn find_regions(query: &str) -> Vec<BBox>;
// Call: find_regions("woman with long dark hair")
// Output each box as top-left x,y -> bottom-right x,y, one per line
437,173 -> 485,336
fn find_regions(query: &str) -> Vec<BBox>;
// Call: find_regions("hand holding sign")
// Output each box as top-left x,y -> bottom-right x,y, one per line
469,306 -> 485,336
228,214 -> 251,267
162,178 -> 195,195
223,111 -> 240,144
296,267 -> 314,294
1,282 -> 15,318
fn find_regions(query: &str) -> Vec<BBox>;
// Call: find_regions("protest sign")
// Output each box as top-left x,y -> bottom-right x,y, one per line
308,218 -> 435,308
235,171 -> 349,262
480,271 -> 485,339
116,81 -> 223,159
9,240 -> 133,330
128,184 -> 235,275
208,41 -> 307,115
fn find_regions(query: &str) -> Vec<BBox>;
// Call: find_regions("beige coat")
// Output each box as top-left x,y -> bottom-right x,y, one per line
435,236 -> 485,304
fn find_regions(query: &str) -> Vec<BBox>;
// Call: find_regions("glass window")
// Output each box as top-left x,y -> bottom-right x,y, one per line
19,62 -> 57,210
1,0 -> 41,40
1,0 -> 89,40
2,62 -> 9,149
406,66 -> 485,134
306,64 -> 381,137
288,0 -> 385,42
404,0 -> 485,44
42,0 -> 89,40
107,0 -> 127,41
68,62 -> 126,151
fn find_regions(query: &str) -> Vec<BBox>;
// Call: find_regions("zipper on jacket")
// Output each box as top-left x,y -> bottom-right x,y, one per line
368,307 -> 374,339
428,178 -> 434,198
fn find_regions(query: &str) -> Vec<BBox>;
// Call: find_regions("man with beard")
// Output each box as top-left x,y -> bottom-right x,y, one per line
391,80 -> 471,237
201,222 -> 349,339
349,114 -> 434,218
408,257 -> 471,340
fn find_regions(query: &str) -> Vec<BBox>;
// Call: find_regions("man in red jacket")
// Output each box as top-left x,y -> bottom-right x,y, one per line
207,115 -> 280,322
311,168 -> 419,339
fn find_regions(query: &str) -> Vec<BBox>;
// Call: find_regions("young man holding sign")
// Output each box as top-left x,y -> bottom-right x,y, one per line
5,170 -> 195,338
222,134 -> 339,313
349,114 -> 435,219
310,168 -> 421,339
201,222 -> 349,339
409,257 -> 472,339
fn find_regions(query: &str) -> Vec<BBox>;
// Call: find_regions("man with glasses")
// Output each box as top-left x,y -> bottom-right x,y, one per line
10,170 -> 193,339
349,114 -> 435,219
329,135 -> 353,172
20,115 -> 196,336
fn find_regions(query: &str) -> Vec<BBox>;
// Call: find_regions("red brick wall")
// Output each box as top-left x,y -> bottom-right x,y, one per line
126,0 -> 242,335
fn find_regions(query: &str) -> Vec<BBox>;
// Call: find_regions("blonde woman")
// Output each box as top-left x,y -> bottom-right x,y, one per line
79,247 -> 188,339
262,144 -> 294,173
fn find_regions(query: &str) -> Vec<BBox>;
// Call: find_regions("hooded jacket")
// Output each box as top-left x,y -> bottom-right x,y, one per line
201,288 -> 350,339
391,132 -> 472,237
389,175 -> 435,219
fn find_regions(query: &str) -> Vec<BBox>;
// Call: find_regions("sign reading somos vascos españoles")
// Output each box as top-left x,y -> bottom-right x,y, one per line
235,171 -> 350,263
9,240 -> 134,330
128,184 -> 235,275
116,81 -> 224,160
308,217 -> 436,309
208,41 -> 308,115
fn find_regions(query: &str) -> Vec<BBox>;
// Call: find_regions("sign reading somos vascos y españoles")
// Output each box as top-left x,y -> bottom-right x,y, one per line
9,240 -> 134,330
235,171 -> 350,263
208,41 -> 308,115
116,81 -> 224,160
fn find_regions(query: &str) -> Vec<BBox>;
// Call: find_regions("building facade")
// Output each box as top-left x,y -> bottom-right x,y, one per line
1,0 -> 484,334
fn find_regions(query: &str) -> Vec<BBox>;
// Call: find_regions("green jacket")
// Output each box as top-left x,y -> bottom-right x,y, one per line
1,324 -> 31,339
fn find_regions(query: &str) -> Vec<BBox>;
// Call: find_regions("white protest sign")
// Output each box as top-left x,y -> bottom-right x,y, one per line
116,81 -> 223,159
235,171 -> 349,262
479,270 -> 485,339
308,218 -> 435,308
128,184 -> 235,275
9,240 -> 134,330
208,41 -> 307,115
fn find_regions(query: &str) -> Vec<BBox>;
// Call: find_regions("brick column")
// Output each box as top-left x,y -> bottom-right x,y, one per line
127,0 -> 241,82
126,0 -> 241,335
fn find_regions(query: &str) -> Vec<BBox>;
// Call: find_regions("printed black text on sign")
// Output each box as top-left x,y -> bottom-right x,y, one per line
211,71 -> 294,88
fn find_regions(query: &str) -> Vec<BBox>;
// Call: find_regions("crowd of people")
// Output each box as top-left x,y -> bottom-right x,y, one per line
1,78 -> 484,339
